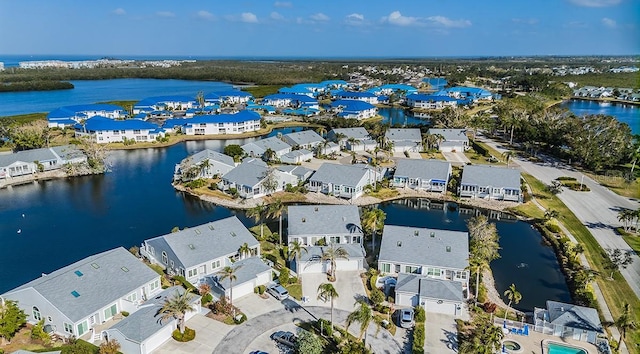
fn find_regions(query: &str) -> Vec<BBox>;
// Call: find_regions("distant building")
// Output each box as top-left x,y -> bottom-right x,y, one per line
330,100 -> 377,120
175,149 -> 236,180
47,104 -> 126,128
406,94 -> 457,109
74,116 -> 164,144
333,91 -> 379,104
281,130 -> 325,151
133,96 -> 197,114
181,111 -> 261,136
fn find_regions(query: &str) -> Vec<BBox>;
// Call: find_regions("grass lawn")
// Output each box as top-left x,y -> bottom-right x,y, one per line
522,173 -> 640,351
585,172 -> 640,199
419,151 -> 445,160
472,140 -> 509,165
366,188 -> 399,199
264,192 -> 307,203
284,282 -> 302,300
618,228 -> 640,255
191,186 -> 234,200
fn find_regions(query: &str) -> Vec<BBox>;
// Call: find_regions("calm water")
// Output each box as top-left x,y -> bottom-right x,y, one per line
561,99 -> 639,135
378,107 -> 429,126
0,79 -> 232,117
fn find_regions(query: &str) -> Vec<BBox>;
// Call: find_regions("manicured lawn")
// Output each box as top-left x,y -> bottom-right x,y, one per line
585,172 -> 640,199
284,282 -> 302,300
264,192 -> 307,203
366,188 -> 399,199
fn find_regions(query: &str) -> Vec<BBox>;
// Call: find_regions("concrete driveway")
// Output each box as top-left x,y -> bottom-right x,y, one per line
301,271 -> 367,311
152,314 -> 232,354
234,292 -> 288,318
424,313 -> 458,354
442,151 -> 470,166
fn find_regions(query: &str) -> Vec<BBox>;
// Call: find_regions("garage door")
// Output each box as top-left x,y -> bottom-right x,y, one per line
425,300 -> 457,315
396,292 -> 418,307
300,261 -> 326,274
233,282 -> 255,299
335,259 -> 361,271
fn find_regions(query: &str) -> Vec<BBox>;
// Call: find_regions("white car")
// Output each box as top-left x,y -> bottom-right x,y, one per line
267,284 -> 290,300
400,308 -> 415,328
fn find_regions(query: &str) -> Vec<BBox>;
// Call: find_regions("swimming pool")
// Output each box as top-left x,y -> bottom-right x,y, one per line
547,342 -> 588,354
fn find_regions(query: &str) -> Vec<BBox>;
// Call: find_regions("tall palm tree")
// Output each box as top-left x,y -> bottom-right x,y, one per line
502,150 -> 515,167
346,137 -> 360,151
238,242 -> 251,259
218,265 -> 242,307
268,199 -> 285,246
503,283 -> 522,320
247,203 -> 267,240
156,289 -> 196,334
199,158 -> 211,178
346,298 -> 374,341
317,283 -> 339,331
468,256 -> 490,301
361,207 -> 386,252
321,244 -> 349,281
288,240 -> 308,272
615,303 -> 637,348
315,126 -> 327,138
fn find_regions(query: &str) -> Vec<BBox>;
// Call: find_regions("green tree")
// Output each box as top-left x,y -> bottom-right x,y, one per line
268,199 -> 285,246
501,150 -> 515,167
614,303 -> 637,348
218,265 -> 242,306
0,299 -> 27,344
156,289 -> 197,335
260,168 -> 279,195
503,283 -> 522,320
295,330 -> 324,354
466,215 -> 500,301
238,242 -> 251,259
321,244 -> 349,281
361,207 -> 386,252
99,338 -> 121,354
346,299 -> 374,341
247,203 -> 267,240
605,248 -> 634,279
288,240 -> 308,271
317,283 -> 339,331
223,144 -> 244,161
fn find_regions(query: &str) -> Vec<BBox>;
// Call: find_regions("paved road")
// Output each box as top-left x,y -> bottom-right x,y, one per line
213,305 -> 405,354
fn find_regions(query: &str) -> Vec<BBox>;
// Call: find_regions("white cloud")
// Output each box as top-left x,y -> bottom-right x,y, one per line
112,8 -> 126,16
512,18 -> 538,25
601,17 -> 617,28
384,11 -> 419,26
426,16 -> 471,28
568,0 -> 621,7
347,13 -> 364,21
274,1 -> 292,7
196,10 -> 214,21
156,11 -> 175,18
271,11 -> 285,21
310,13 -> 330,22
241,12 -> 258,23
345,13 -> 365,26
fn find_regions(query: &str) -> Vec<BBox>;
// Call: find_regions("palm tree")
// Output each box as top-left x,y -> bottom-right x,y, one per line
315,126 -> 327,138
503,283 -> 522,320
346,137 -> 361,151
196,90 -> 205,111
468,256 -> 490,301
317,283 -> 339,331
361,207 -> 386,252
156,288 -> 197,334
321,244 -> 349,281
268,199 -> 285,246
199,159 -> 211,178
617,208 -> 634,232
247,203 -> 267,240
263,148 -> 276,162
346,298 -> 374,341
218,265 -> 242,307
238,242 -> 251,259
615,303 -> 637,348
288,240 -> 308,272
502,150 -> 515,167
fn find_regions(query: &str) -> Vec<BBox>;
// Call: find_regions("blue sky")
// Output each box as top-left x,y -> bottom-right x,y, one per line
0,0 -> 638,57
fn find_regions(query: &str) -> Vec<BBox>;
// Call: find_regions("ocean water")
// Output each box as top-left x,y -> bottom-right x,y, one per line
561,99 -> 639,135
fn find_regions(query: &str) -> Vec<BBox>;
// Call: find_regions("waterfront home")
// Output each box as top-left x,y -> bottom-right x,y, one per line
47,104 -> 126,128
74,116 -> 164,144
307,163 -> 385,199
292,244 -> 365,275
175,149 -> 236,180
276,165 -> 314,184
141,216 -> 259,283
330,100 -> 377,120
427,128 -> 469,152
280,149 -> 313,164
385,128 -> 422,152
219,158 -> 297,199
533,301 -> 603,344
213,90 -> 253,104
262,93 -> 319,109
459,165 -> 522,202
105,286 -> 201,354
1,247 -> 162,340
241,136 -> 292,159
0,145 -> 86,179
406,94 -> 457,110
327,127 -> 376,152
392,159 -> 451,193
378,225 -> 469,315
281,130 -> 325,151
368,84 -> 418,97
201,257 -> 272,301
333,91 -> 379,104
287,205 -> 364,246
181,110 -> 261,136
440,86 -> 493,104
133,96 -> 197,114
318,142 -> 341,156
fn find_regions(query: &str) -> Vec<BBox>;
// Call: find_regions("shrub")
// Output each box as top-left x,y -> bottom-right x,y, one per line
201,293 -> 213,305
279,267 -> 291,286
31,319 -> 49,343
233,313 -> 247,324
121,311 -> 129,317
316,318 -> 333,337
184,179 -> 207,189
171,275 -> 197,291
258,285 -> 266,294
370,288 -> 385,306
172,327 -> 196,342
210,296 -> 233,315
412,325 -> 425,353
414,306 -> 426,322
556,176 -> 577,181
546,223 -> 561,233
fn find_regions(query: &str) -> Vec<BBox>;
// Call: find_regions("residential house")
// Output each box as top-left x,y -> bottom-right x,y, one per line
280,149 -> 313,164
292,244 -> 365,275
0,145 -> 86,179
392,159 -> 451,193
378,225 -> 469,315
1,247 -> 162,340
327,127 -> 376,152
287,205 -> 364,246
219,158 -> 298,199
213,90 -> 253,104
133,96 -> 197,114
385,128 -> 422,153
105,287 -> 201,354
333,91 -> 379,104
330,100 -> 377,120
262,93 -> 319,109
427,128 -> 469,152
533,301 -> 603,344
459,165 -> 522,202
74,116 -> 164,144
201,257 -> 272,301
276,165 -> 314,184
307,163 -> 384,199
182,110 -> 261,136
241,136 -> 292,159
281,130 -> 325,151
406,94 -> 457,109
47,104 -> 126,128
175,149 -> 235,180
141,216 -> 259,284
368,84 -> 418,97
440,86 -> 493,105
318,142 -> 341,156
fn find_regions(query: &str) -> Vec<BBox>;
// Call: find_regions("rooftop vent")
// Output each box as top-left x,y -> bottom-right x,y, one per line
195,229 -> 202,235
230,232 -> 237,237
302,218 -> 306,223
121,266 -> 129,272
189,244 -> 195,250
314,207 -> 318,211
397,241 -> 402,247
446,246 -> 451,252
414,230 -> 419,236
91,263 -> 100,269
208,225 -> 215,230
430,232 -> 435,238
71,291 -> 80,298
74,270 -> 83,277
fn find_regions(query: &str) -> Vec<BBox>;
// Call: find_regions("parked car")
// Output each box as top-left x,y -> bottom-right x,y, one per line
270,331 -> 297,347
249,351 -> 269,354
267,284 -> 290,300
399,308 -> 415,328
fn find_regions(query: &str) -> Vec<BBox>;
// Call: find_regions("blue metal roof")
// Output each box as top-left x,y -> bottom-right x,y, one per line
185,110 -> 260,124
134,95 -> 196,108
263,93 -> 317,104
47,104 -> 125,119
74,116 -> 159,131
335,90 -> 376,98
331,99 -> 376,111
212,90 -> 253,98
407,94 -> 457,102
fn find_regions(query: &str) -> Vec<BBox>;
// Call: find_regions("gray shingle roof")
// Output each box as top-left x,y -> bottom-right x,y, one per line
395,274 -> 463,302
4,247 -> 159,323
379,225 -> 468,270
277,165 -> 314,180
213,257 -> 272,289
328,127 -> 371,140
460,165 -> 521,190
546,301 -> 603,332
188,149 -> 235,167
108,286 -> 200,343
298,244 -> 365,262
145,216 -> 258,269
308,163 -> 372,187
394,159 -> 450,181
288,205 -> 362,237
222,160 -> 269,187
282,130 -> 324,146
282,149 -> 312,159
49,145 -> 85,161
427,129 -> 469,143
241,137 -> 292,155
0,147 -> 58,167
385,128 -> 421,142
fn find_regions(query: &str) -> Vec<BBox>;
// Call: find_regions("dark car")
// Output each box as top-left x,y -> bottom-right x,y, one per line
270,330 -> 297,347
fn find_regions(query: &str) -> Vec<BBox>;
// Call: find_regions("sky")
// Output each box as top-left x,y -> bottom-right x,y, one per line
0,0 -> 638,58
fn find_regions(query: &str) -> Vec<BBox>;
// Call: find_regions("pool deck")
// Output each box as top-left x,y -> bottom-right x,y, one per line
502,330 -> 599,354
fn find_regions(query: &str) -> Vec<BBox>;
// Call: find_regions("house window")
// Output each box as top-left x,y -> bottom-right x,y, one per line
170,260 -> 174,268
104,304 -> 117,320
211,260 -> 221,269
120,130 -> 126,134
126,292 -> 137,302
162,251 -> 168,264
395,264 -> 401,273
77,321 -> 88,336
427,268 -> 442,277
133,129 -> 141,134
330,236 -> 341,244
63,322 -> 74,334
455,271 -> 467,279
150,279 -> 159,292
187,268 -> 198,278
32,306 -> 42,321
405,266 -> 419,274
381,263 -> 391,273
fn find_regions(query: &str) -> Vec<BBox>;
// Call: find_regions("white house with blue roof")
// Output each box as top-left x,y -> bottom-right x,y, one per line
441,86 -> 494,104
406,94 -> 458,109
182,110 -> 261,136
330,100 -> 377,120
213,90 -> 253,104
74,116 -> 164,144
278,84 -> 317,97
262,93 -> 319,109
133,96 -> 197,114
47,104 -> 126,128
1,247 -> 162,340
368,84 -> 418,97
459,165 -> 522,202
334,91 -> 378,104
